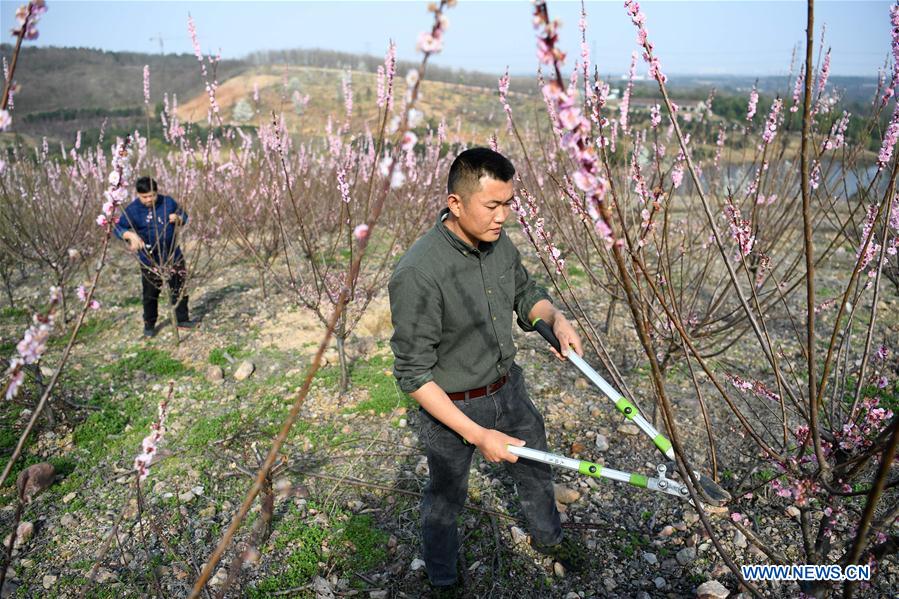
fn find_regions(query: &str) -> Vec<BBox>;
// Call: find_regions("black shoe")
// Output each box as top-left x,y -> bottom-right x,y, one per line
429,582 -> 462,599
533,536 -> 588,573
143,325 -> 156,338
176,320 -> 196,329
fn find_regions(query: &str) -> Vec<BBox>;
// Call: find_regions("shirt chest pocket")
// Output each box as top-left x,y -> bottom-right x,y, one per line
497,264 -> 516,308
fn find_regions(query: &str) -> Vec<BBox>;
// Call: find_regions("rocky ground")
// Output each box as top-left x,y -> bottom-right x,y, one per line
0,246 -> 896,598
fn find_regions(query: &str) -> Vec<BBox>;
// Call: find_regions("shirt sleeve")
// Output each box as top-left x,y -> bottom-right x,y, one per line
389,266 -> 443,394
512,248 -> 552,332
170,197 -> 188,225
113,206 -> 133,240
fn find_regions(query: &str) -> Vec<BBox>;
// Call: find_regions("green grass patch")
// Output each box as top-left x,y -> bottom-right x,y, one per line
338,355 -> 415,415
314,364 -> 340,389
119,296 -> 143,307
0,306 -> 28,319
251,509 -> 329,597
184,411 -> 242,449
291,420 -> 349,449
567,264 -> 585,280
103,347 -> 190,377
49,316 -> 111,348
251,508 -> 388,597
1,380 -> 134,494
208,344 -> 250,367
688,573 -> 706,585
72,394 -> 147,460
192,372 -> 352,445
837,376 -> 899,419
70,316 -> 108,341
52,472 -> 87,512
0,406 -> 24,454
341,515 -> 389,572
49,455 -> 77,478
2,454 -> 76,495
613,529 -> 648,558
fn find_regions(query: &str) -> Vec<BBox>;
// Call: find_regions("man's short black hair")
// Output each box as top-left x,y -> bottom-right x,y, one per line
447,147 -> 515,199
135,177 -> 158,194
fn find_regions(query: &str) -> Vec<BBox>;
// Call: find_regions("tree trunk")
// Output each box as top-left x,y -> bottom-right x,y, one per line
169,278 -> 180,346
336,316 -> 349,394
604,297 -> 617,333
54,272 -> 67,325
1,271 -> 13,308
169,303 -> 180,346
28,364 -> 54,427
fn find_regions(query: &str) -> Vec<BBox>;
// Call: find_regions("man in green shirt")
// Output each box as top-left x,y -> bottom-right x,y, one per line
389,147 -> 586,592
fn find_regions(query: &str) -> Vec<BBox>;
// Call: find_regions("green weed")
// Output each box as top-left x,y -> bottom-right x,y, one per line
104,347 -> 190,377
118,296 -> 143,307
336,514 -> 388,571
251,509 -> 329,596
72,394 -> 147,460
250,507 -> 389,597
614,529 -> 648,558
185,411 -> 242,449
208,344 -> 250,367
338,355 -> 415,415
50,316 -> 110,348
0,306 -> 28,319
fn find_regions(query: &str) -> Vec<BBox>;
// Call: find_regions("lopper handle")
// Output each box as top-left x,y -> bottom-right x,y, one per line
533,318 -> 562,353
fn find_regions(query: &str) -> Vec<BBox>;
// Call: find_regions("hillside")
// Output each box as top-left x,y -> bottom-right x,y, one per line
0,45 -> 248,115
0,44 -> 880,149
0,45 -> 249,145
0,45 -> 547,147
174,65 -> 541,142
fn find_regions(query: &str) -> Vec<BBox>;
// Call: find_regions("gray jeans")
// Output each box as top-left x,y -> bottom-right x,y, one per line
418,362 -> 562,586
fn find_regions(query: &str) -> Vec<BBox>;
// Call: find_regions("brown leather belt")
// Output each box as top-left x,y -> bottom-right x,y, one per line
446,375 -> 508,401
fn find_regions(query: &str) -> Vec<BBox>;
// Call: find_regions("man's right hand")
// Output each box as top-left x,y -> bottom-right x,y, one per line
409,381 -> 525,464
471,428 -> 525,463
123,232 -> 143,253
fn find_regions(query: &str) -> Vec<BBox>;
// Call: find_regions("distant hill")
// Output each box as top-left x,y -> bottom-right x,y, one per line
0,45 -> 547,147
0,44 -> 250,145
1,45 -> 249,114
657,74 -> 881,106
173,64 -> 540,143
0,44 -> 880,148
245,48 -> 538,95
1,45 -> 546,146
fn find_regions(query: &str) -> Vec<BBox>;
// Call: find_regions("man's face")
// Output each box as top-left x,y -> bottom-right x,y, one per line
137,191 -> 157,207
449,177 -> 514,246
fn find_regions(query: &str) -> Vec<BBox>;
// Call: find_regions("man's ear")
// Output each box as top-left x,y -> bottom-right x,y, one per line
447,193 -> 464,217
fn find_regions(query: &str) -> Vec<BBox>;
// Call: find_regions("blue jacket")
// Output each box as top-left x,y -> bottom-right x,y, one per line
114,195 -> 188,267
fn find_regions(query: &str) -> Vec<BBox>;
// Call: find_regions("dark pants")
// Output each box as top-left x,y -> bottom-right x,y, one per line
418,363 -> 562,586
140,260 -> 189,328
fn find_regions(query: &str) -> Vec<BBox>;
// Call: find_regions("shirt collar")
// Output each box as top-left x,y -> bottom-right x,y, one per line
136,195 -> 162,209
436,207 -> 495,257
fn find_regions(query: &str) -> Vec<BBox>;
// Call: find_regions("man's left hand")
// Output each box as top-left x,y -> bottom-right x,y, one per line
551,315 -> 583,361
169,214 -> 182,226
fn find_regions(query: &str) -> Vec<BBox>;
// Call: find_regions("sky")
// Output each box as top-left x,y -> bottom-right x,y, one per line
0,0 -> 891,78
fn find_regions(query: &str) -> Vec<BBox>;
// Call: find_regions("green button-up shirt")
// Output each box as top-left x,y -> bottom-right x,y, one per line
389,208 -> 552,394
